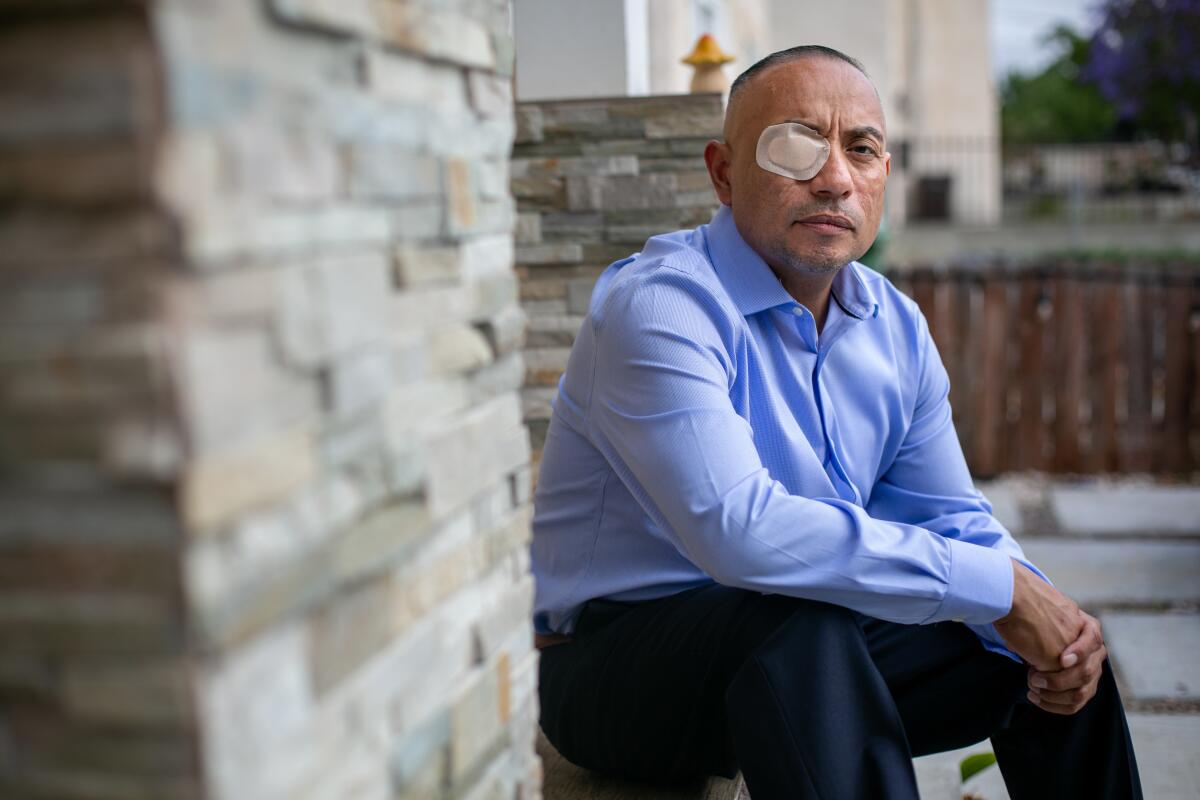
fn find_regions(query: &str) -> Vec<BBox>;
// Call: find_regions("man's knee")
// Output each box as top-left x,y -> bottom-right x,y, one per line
726,592 -> 865,673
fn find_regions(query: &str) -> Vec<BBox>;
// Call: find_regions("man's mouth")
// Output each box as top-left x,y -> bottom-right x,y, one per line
796,214 -> 855,233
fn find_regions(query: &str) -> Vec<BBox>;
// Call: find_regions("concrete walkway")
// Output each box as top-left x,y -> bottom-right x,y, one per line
913,475 -> 1200,800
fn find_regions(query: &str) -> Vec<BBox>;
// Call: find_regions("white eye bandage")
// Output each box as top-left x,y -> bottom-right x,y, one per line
755,122 -> 830,180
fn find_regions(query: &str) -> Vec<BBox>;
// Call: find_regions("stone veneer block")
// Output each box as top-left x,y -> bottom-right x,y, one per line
375,3 -> 496,70
476,306 -> 528,358
393,242 -> 464,287
61,658 -> 193,725
566,277 -> 597,315
181,429 -> 317,533
449,660 -> 510,789
424,395 -> 530,518
429,325 -> 495,376
525,314 -> 584,348
523,347 -> 572,387
267,0 -> 375,36
565,173 -> 681,212
512,155 -> 639,179
514,105 -> 544,144
515,242 -> 584,265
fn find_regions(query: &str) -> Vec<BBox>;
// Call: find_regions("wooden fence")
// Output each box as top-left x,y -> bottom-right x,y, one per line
889,265 -> 1200,477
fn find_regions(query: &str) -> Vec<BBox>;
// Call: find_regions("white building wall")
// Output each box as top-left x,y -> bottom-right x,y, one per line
648,0 -> 697,95
513,0 -> 649,99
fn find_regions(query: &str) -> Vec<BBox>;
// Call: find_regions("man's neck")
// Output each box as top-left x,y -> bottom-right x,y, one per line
771,267 -> 840,335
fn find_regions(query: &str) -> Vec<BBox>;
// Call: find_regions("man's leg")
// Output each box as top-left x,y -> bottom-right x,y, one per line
989,658 -> 1143,798
859,615 -> 1143,798
538,583 -> 1142,799
538,583 -> 805,784
539,583 -> 926,797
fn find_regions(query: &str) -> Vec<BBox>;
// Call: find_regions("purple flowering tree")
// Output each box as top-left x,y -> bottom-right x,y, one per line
1084,0 -> 1200,148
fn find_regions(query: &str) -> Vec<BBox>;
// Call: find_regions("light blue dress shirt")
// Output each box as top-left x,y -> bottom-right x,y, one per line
530,204 -> 1050,664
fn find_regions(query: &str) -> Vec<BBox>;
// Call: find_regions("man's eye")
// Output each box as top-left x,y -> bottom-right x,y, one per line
849,144 -> 880,157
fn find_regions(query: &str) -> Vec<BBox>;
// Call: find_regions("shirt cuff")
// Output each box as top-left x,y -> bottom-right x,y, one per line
931,539 -> 1014,625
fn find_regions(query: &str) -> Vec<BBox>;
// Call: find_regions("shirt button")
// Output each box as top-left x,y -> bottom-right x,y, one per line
952,617 -> 964,623
791,306 -> 805,316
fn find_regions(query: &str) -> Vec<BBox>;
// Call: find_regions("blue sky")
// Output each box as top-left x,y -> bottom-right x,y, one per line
990,0 -> 1103,78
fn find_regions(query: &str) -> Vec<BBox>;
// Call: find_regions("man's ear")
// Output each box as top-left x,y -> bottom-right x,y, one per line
884,150 -> 891,177
704,140 -> 734,206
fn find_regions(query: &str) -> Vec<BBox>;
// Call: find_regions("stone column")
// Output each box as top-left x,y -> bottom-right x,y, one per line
0,1 -> 538,798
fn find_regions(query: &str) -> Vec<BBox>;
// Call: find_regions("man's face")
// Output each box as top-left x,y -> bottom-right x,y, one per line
705,57 -> 890,274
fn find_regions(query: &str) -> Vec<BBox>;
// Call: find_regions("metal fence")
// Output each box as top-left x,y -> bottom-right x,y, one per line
890,264 -> 1200,477
897,138 -> 1200,226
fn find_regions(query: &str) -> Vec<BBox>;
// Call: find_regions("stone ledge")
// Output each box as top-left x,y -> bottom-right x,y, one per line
536,727 -> 748,800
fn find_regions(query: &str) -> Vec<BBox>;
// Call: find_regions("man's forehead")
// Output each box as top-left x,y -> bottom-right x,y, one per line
759,66 -> 881,120
726,56 -> 885,140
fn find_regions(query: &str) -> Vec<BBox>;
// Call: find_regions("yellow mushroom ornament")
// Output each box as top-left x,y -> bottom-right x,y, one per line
682,34 -> 735,94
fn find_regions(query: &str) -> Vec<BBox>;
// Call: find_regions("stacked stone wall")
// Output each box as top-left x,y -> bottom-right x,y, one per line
0,1 -> 538,798
511,93 -> 724,468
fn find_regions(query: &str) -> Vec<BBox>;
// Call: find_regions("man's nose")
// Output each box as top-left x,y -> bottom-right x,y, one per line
807,147 -> 853,198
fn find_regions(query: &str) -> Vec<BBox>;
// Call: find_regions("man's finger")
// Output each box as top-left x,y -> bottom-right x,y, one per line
1031,644 -> 1107,692
1032,684 -> 1092,705
1027,684 -> 1095,715
1059,619 -> 1096,668
1059,612 -> 1102,669
1031,668 -> 1082,692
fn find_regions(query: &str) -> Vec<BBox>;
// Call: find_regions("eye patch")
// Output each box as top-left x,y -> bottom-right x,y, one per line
755,122 -> 830,180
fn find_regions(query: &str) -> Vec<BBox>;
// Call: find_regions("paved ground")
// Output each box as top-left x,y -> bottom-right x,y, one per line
912,475 -> 1200,800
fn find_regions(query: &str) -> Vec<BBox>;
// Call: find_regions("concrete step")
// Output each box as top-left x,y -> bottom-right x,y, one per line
1018,538 -> 1200,607
1049,485 -> 1200,538
913,713 -> 1200,799
977,478 -> 1200,539
1102,612 -> 1200,701
539,707 -> 1199,799
1126,713 -> 1200,799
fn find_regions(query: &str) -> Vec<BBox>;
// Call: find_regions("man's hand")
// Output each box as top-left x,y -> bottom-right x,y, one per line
992,559 -> 1085,671
1025,611 -> 1108,715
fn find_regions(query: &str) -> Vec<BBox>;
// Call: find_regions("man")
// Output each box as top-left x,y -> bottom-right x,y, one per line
530,45 -> 1143,799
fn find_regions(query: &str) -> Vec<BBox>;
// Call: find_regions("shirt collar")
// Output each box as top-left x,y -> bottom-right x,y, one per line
704,204 -> 879,320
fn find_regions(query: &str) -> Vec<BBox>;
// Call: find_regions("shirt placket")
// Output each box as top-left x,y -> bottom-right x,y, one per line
792,301 -> 863,504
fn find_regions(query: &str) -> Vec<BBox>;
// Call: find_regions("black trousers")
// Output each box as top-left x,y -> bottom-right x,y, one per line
538,583 -> 1143,799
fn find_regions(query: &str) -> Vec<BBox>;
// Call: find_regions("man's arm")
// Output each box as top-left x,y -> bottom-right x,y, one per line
864,307 -> 1052,660
582,267 -> 1012,628
865,306 -> 1103,687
